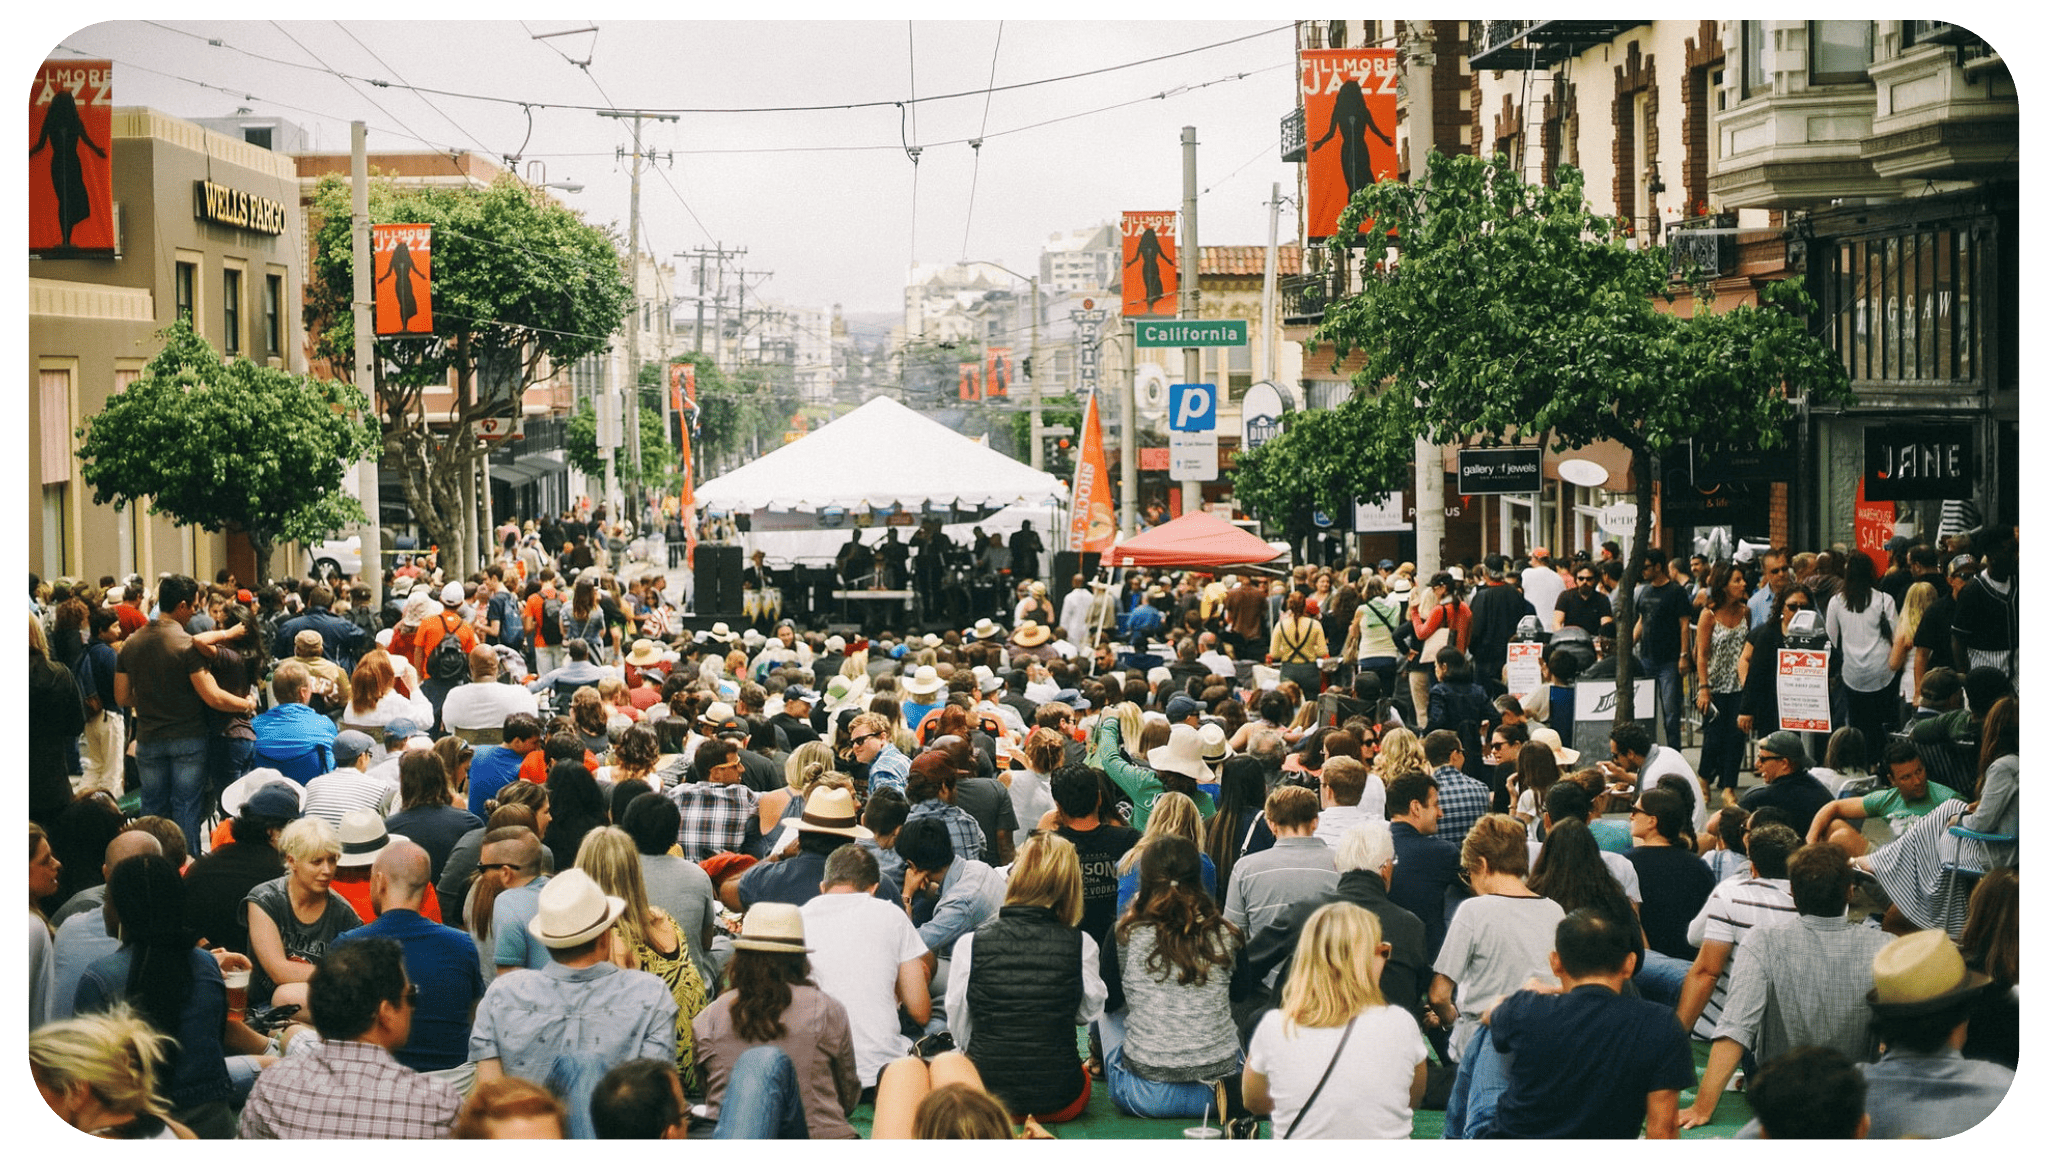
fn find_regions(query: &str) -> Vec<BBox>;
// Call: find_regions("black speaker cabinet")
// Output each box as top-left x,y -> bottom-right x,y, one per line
693,544 -> 744,616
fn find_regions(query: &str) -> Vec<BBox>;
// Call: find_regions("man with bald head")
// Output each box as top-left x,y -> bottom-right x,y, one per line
49,829 -> 165,1022
334,838 -> 486,1095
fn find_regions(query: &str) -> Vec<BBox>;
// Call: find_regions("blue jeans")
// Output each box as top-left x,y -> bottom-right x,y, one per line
1100,1009 -> 1229,1120
713,1046 -> 809,1139
1442,1023 -> 1512,1139
136,735 -> 211,855
1635,949 -> 1693,1008
544,1051 -> 612,1139
1641,657 -> 1683,749
211,735 -> 255,797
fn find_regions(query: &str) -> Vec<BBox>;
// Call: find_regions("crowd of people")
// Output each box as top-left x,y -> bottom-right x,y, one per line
25,516 -> 2019,1139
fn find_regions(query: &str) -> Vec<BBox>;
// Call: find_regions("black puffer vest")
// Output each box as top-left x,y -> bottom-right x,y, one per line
964,905 -> 1086,1115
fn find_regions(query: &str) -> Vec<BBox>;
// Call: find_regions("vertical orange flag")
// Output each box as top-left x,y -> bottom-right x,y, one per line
372,223 -> 434,334
1301,47 -> 1398,239
1066,391 -> 1116,553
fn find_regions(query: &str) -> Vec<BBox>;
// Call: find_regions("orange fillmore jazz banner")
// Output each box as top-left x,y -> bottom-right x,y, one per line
372,223 -> 434,335
984,347 -> 1012,399
1120,211 -> 1178,317
1067,391 -> 1116,553
1301,47 -> 1397,240
29,59 -> 115,254
958,362 -> 980,402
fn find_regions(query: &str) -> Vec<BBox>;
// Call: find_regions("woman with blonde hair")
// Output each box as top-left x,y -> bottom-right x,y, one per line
1376,727 -> 1428,784
1114,790 -> 1215,911
1888,579 -> 1939,713
31,1005 -> 196,1139
576,826 -> 709,1082
596,674 -> 640,726
1243,902 -> 1427,1138
944,832 -> 1104,1124
245,816 -> 363,1013
756,741 -> 847,855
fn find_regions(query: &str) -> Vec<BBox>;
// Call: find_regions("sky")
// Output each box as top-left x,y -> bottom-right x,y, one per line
37,14 -> 1306,319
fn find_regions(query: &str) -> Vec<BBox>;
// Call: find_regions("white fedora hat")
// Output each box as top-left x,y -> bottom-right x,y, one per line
336,809 -> 408,868
791,786 -> 873,840
903,664 -> 945,697
527,868 -> 627,949
1147,723 -> 1212,783
731,901 -> 814,955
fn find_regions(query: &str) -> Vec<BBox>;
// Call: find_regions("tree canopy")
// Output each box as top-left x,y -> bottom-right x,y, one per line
304,174 -> 632,570
74,319 -> 378,582
1233,151 -> 1853,716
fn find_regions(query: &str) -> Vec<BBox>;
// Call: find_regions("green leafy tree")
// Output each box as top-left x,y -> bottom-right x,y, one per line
304,174 -> 632,572
1007,395 -> 1086,475
564,398 -> 673,484
74,319 -> 378,582
1235,151 -> 1853,717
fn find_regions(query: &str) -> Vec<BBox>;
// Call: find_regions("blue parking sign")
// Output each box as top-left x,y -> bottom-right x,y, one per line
1169,382 -> 1216,432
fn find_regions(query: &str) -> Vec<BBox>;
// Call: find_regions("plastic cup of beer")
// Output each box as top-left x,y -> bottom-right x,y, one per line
1183,1126 -> 1223,1140
223,968 -> 252,1022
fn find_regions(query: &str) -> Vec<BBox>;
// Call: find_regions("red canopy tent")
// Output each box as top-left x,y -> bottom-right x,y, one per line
1102,511 -> 1289,574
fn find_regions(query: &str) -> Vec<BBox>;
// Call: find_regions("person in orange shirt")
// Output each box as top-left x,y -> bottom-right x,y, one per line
388,583 -> 478,728
519,729 -> 598,784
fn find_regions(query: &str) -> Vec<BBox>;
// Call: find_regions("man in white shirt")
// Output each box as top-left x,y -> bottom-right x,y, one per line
1058,575 -> 1095,654
438,648 -> 539,737
1601,721 -> 1708,836
1316,755 -> 1384,837
800,845 -> 933,1090
1520,547 -> 1568,628
1674,822 -> 1799,1040
1195,632 -> 1238,678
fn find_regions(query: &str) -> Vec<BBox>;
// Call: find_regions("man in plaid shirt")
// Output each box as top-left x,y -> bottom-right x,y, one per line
669,737 -> 760,861
239,938 -> 460,1139
1424,729 -> 1492,850
903,751 -> 985,863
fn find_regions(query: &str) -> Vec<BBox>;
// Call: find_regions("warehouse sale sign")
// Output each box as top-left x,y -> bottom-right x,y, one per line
1301,48 -> 1397,240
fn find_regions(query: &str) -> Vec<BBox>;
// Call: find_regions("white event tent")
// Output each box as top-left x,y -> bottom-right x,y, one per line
694,396 -> 1068,536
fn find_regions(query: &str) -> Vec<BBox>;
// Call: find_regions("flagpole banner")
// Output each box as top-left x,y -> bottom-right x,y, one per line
984,347 -> 1012,398
1301,47 -> 1398,240
1067,392 -> 1117,553
1120,211 -> 1179,317
372,223 -> 434,335
957,362 -> 980,402
30,59 -> 115,255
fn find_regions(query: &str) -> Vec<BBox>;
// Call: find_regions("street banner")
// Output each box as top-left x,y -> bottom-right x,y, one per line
1120,211 -> 1179,317
1505,641 -> 1544,701
372,223 -> 434,335
984,347 -> 1012,398
1573,679 -> 1656,727
957,362 -> 980,402
1301,47 -> 1397,240
1776,648 -> 1832,733
1854,476 -> 1897,576
29,59 -> 115,254
1067,391 -> 1116,552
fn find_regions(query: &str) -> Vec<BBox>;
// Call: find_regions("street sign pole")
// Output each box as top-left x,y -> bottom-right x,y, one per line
1180,125 -> 1203,518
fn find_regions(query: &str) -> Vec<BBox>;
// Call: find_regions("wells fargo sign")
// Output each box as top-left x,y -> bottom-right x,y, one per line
194,179 -> 287,235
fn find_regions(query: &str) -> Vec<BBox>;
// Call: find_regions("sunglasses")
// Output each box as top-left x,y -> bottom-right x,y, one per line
1757,753 -> 1784,765
476,862 -> 521,874
401,984 -> 420,1008
848,732 -> 880,746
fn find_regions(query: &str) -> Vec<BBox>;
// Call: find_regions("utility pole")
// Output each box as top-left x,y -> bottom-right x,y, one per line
1405,22 -> 1444,582
1261,181 -> 1281,385
1120,319 -> 1138,538
677,243 -> 746,358
1026,274 -> 1042,470
1179,125 -> 1203,518
597,108 -> 677,525
350,122 -> 380,604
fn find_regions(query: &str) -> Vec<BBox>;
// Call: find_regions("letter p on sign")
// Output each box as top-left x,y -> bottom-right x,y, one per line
1170,382 -> 1216,432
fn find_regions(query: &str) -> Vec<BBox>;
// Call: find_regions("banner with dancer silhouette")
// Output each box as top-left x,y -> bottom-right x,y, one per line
1301,47 -> 1397,240
957,362 -> 980,402
1120,211 -> 1178,318
29,59 -> 115,255
983,347 -> 1011,399
372,223 -> 434,335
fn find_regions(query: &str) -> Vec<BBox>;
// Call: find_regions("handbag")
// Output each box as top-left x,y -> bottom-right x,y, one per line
1282,1014 -> 1359,1139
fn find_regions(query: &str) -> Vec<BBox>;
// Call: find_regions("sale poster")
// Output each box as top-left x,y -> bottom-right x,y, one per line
1505,641 -> 1544,701
1776,648 -> 1832,733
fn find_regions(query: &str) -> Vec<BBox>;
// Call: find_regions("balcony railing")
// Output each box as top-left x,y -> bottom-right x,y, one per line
1280,267 -> 1354,326
1281,107 -> 1306,164
1469,20 -> 1647,70
1666,212 -> 1741,281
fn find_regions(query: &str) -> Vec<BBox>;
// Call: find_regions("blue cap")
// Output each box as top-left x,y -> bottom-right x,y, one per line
1052,688 -> 1091,710
383,717 -> 422,742
245,783 -> 304,821
1166,694 -> 1203,719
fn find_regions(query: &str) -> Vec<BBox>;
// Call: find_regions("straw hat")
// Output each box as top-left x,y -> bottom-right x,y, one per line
732,901 -> 814,955
221,769 -> 303,820
701,621 -> 738,645
791,787 -> 873,840
1866,930 -> 1995,1016
1198,722 -> 1231,764
1527,725 -> 1582,767
336,810 -> 407,869
1010,621 -> 1051,648
903,665 -> 945,697
1147,723 -> 1212,782
527,868 -> 627,949
970,618 -> 1002,641
625,638 -> 667,668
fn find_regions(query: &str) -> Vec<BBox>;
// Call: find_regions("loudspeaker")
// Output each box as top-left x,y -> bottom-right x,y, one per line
1051,551 -> 1101,612
694,545 -> 744,616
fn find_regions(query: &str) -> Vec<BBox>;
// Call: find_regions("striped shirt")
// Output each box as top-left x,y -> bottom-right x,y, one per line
1683,875 -> 1796,1037
1223,837 -> 1340,949
300,769 -> 400,828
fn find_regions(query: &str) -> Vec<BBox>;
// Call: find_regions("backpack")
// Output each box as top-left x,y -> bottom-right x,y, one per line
539,595 -> 564,646
427,613 -> 470,683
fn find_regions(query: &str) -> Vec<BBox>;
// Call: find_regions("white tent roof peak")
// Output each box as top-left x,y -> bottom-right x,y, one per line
693,395 -> 1067,515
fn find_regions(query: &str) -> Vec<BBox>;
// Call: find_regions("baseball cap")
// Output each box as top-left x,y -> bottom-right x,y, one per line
332,730 -> 376,767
